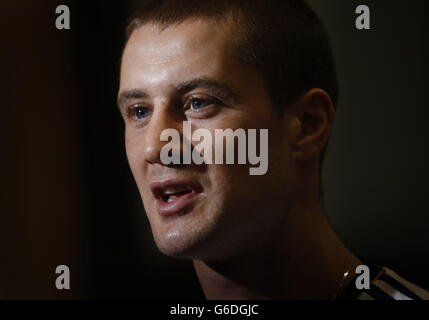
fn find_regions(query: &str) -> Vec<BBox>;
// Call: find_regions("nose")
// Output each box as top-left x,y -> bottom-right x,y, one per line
143,104 -> 183,165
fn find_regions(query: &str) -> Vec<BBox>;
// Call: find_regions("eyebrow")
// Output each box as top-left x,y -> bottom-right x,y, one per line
175,78 -> 239,102
117,89 -> 149,110
117,77 -> 239,110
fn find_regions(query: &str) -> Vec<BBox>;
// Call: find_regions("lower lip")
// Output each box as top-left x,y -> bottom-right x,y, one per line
156,191 -> 200,217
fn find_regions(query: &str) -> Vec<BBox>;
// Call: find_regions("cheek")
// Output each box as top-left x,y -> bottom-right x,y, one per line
206,163 -> 248,209
125,130 -> 144,180
125,131 -> 155,213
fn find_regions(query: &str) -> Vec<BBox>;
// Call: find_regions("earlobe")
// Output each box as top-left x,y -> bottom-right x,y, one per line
292,89 -> 335,162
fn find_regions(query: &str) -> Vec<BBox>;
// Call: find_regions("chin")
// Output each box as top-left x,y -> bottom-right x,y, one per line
154,234 -> 203,259
146,196 -> 229,260
152,220 -> 221,260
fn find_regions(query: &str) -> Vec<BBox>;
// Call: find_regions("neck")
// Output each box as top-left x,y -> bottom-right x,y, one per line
193,196 -> 361,299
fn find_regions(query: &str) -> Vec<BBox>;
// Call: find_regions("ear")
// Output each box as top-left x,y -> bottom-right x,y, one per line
292,89 -> 335,162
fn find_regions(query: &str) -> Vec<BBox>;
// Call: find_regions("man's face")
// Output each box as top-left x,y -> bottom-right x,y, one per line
119,19 -> 295,260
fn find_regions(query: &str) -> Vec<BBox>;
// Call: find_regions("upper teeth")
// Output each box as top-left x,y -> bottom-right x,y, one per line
164,187 -> 189,195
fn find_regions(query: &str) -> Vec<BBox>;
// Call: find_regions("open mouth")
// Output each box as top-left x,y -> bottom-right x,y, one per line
161,188 -> 193,203
150,179 -> 203,216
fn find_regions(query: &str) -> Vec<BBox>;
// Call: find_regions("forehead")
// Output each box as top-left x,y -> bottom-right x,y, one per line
125,19 -> 229,60
120,19 -> 235,89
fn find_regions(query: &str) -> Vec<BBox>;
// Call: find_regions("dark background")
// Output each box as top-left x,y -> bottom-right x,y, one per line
1,0 -> 428,299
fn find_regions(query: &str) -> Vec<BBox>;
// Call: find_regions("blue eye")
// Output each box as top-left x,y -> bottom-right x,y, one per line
134,106 -> 149,119
190,98 -> 209,110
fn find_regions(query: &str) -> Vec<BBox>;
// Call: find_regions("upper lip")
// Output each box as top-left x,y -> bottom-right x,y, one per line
150,178 -> 203,199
